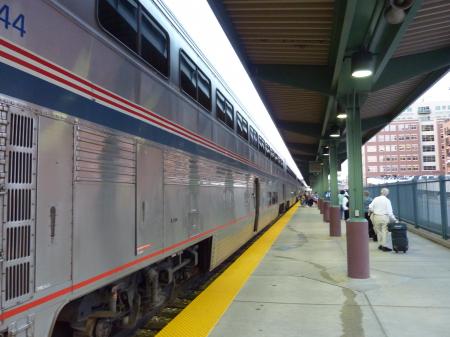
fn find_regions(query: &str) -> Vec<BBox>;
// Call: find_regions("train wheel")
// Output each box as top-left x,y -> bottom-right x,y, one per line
95,319 -> 112,337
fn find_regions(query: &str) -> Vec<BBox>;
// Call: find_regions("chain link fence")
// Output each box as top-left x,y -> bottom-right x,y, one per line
366,176 -> 449,239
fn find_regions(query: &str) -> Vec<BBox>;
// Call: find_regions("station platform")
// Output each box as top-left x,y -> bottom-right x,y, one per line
157,204 -> 450,337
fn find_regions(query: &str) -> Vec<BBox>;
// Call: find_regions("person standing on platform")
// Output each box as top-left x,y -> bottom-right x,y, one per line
363,190 -> 376,241
343,192 -> 349,220
369,188 -> 397,252
338,190 -> 345,219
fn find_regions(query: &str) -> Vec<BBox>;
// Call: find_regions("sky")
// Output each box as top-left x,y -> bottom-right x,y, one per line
414,71 -> 450,103
158,0 -> 304,180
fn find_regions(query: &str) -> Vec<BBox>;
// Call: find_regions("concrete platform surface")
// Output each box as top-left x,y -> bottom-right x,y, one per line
209,206 -> 450,337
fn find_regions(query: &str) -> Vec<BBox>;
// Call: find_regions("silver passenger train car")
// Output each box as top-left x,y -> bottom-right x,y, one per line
0,0 -> 302,336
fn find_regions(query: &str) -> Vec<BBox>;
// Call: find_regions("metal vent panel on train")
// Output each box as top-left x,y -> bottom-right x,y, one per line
75,125 -> 136,184
2,105 -> 36,308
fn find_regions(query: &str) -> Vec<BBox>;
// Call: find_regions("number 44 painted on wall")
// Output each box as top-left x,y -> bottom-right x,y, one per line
0,4 -> 26,38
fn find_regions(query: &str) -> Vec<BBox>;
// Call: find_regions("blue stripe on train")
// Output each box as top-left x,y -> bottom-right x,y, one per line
0,61 -> 271,177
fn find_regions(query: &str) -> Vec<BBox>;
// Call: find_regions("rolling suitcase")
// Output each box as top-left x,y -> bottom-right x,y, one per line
388,222 -> 408,253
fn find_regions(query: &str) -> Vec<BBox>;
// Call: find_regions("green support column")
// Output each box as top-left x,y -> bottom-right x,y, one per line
347,95 -> 365,220
345,92 -> 369,279
322,160 -> 330,198
318,168 -> 324,213
329,142 -> 339,206
322,159 -> 330,222
329,141 -> 341,236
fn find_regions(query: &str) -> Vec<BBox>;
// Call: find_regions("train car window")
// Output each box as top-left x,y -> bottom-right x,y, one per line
236,112 -> 248,140
258,136 -> 265,154
180,52 -> 197,100
98,0 -> 139,52
249,126 -> 258,149
216,90 -> 234,130
197,70 -> 211,111
225,101 -> 234,129
265,143 -> 270,158
216,90 -> 227,124
98,0 -> 170,78
141,10 -> 169,76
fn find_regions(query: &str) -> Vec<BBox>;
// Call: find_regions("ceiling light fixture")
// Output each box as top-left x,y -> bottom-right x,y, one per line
329,126 -> 340,138
322,147 -> 329,156
337,112 -> 347,119
351,51 -> 374,78
385,0 -> 413,25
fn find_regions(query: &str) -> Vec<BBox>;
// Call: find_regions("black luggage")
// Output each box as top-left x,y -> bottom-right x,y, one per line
388,222 -> 408,253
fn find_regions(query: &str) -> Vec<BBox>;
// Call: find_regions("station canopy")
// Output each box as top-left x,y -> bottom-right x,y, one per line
208,0 -> 450,184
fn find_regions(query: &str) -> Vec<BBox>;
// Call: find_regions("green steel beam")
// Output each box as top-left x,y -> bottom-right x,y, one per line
318,0 -> 358,160
253,65 -> 332,95
373,48 -> 450,91
370,0 -> 423,85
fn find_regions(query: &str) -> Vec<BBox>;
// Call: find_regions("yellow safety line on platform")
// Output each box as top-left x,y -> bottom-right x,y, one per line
156,203 -> 299,337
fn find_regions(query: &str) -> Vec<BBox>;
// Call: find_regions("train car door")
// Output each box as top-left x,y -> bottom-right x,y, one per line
35,115 -> 73,292
253,178 -> 260,232
136,144 -> 163,256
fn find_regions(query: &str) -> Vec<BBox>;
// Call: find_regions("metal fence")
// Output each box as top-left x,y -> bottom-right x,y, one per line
365,176 -> 449,239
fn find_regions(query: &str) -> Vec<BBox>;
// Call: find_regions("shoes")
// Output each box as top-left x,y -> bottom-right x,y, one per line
381,246 -> 392,252
373,238 -> 378,242
378,245 -> 383,250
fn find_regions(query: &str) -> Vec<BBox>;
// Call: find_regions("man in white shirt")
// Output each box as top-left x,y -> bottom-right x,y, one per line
369,188 -> 397,252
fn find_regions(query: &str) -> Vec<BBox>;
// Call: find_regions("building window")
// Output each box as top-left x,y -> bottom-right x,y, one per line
378,145 -> 385,152
377,135 -> 384,142
368,166 -> 378,172
367,156 -> 377,163
422,135 -> 435,142
423,145 -> 435,152
385,145 -> 391,152
367,146 -> 377,152
98,0 -> 170,77
405,144 -> 411,151
391,166 -> 398,172
398,145 -> 405,151
421,125 -> 434,132
410,124 -> 417,130
436,106 -> 441,111
423,155 -> 436,162
423,165 -> 436,171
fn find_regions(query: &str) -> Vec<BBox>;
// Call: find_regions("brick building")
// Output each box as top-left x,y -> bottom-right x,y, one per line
362,100 -> 450,183
442,120 -> 450,174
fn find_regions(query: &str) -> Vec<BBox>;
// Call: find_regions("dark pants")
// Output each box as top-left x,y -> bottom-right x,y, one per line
344,209 -> 349,220
365,212 -> 376,239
